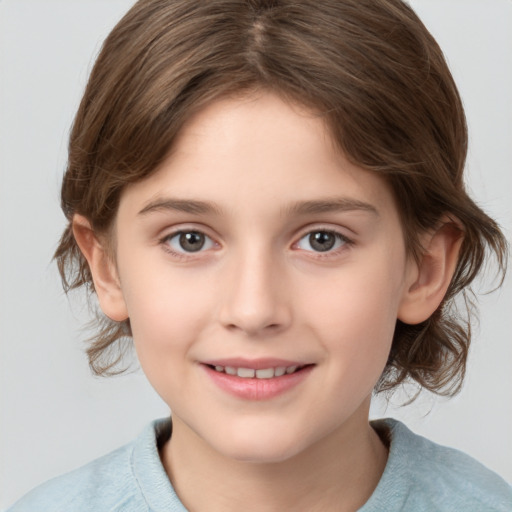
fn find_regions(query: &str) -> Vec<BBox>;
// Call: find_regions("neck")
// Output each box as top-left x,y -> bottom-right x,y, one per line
160,405 -> 388,512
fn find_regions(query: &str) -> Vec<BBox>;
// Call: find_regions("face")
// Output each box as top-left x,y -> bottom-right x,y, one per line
112,92 -> 415,463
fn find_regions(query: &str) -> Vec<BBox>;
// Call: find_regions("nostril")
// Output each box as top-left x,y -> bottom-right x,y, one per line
217,293 -> 292,335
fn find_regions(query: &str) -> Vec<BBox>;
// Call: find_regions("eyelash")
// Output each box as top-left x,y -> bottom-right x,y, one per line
160,230 -> 217,260
159,227 -> 354,260
293,229 -> 353,258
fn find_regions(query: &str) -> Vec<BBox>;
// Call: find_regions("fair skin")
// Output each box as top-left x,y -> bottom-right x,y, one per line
74,92 -> 462,512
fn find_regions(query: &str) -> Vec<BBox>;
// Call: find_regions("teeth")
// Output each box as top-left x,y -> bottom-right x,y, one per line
274,367 -> 286,377
237,367 -> 255,378
211,364 -> 303,378
255,368 -> 274,379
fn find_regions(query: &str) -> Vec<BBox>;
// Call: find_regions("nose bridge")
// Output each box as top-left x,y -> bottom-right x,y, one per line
218,240 -> 290,335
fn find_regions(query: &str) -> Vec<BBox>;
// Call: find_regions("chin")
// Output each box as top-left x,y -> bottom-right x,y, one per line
210,427 -> 310,464
224,445 -> 301,464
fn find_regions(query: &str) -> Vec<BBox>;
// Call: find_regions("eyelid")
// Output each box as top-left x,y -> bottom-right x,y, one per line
292,225 -> 354,255
158,223 -> 218,242
294,223 -> 354,242
167,231 -> 215,251
159,225 -> 220,259
157,223 -> 354,260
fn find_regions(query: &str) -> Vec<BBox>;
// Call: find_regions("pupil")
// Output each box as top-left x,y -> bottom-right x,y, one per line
310,232 -> 335,252
179,232 -> 205,252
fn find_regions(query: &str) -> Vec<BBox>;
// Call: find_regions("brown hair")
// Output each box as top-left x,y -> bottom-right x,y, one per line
55,0 -> 507,395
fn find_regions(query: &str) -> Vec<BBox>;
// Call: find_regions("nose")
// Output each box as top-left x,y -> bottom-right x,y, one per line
217,249 -> 292,337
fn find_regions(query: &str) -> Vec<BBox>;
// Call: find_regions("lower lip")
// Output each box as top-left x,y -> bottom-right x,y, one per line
202,365 -> 314,400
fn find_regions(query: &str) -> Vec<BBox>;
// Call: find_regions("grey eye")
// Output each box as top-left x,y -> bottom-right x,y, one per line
297,231 -> 346,253
166,231 -> 214,253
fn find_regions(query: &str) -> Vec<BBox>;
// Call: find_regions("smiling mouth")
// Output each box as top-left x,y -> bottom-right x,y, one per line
203,362 -> 314,400
205,364 -> 309,379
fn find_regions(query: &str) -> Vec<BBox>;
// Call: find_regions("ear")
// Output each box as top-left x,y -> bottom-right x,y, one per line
398,219 -> 463,325
72,214 -> 129,322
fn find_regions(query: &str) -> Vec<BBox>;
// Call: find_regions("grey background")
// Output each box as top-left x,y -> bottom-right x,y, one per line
1,0 -> 511,508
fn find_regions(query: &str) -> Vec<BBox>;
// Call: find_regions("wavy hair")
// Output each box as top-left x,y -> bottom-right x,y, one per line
55,0 -> 508,395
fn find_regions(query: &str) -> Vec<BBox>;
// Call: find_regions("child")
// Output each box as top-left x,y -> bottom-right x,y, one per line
7,0 -> 511,510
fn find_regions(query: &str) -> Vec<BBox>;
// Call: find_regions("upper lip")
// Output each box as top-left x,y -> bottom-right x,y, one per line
201,358 -> 310,370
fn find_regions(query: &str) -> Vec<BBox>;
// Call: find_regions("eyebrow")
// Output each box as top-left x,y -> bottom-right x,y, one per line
138,198 -> 223,216
138,196 -> 379,217
283,197 -> 379,217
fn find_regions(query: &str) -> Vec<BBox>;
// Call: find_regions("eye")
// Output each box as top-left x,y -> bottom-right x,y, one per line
296,230 -> 349,253
164,230 -> 215,253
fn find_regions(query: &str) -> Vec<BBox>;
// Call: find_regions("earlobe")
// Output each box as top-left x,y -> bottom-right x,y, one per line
398,220 -> 463,325
72,215 -> 129,322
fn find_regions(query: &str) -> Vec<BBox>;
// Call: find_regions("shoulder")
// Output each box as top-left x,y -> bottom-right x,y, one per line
365,418 -> 512,512
7,418 -> 186,512
6,442 -> 147,512
5,420 -> 174,512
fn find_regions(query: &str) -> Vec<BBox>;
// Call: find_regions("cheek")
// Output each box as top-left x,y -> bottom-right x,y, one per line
119,265 -> 215,367
301,250 -> 406,380
305,254 -> 403,330
121,271 -> 219,408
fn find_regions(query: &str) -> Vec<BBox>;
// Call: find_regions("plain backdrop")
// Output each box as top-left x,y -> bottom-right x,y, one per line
0,0 -> 511,508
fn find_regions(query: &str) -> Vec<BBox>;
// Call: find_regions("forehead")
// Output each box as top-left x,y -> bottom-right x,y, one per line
119,92 -> 398,223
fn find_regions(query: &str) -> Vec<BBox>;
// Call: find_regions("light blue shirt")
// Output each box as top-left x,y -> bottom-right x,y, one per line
7,418 -> 512,511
